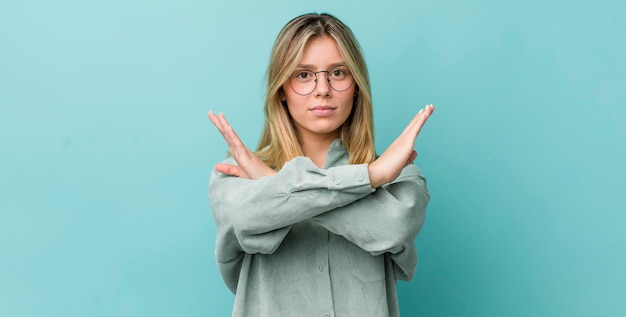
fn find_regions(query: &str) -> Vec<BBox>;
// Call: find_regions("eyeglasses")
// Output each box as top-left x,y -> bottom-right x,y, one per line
289,67 -> 354,95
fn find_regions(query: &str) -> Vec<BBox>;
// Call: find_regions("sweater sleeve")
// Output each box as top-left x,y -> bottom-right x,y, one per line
208,156 -> 375,291
311,164 -> 430,281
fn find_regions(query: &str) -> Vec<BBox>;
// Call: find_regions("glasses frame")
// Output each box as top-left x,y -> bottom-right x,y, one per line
289,68 -> 354,96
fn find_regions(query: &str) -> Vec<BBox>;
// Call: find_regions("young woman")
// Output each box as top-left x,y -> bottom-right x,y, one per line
208,13 -> 434,317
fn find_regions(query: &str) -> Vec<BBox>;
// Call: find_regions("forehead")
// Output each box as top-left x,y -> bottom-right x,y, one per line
298,35 -> 345,67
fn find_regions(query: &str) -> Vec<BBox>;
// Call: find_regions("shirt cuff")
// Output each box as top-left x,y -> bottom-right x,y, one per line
327,163 -> 374,192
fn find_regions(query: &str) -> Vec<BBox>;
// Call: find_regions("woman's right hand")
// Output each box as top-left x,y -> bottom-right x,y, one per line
208,111 -> 277,180
368,104 -> 434,188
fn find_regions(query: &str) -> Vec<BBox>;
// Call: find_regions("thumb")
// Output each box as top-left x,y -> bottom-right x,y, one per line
215,163 -> 241,177
406,150 -> 418,165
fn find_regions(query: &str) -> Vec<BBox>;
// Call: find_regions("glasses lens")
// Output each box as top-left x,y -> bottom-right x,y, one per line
328,68 -> 353,92
290,70 -> 316,95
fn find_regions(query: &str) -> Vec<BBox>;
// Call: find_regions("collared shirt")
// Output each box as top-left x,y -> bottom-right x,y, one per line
209,139 -> 430,317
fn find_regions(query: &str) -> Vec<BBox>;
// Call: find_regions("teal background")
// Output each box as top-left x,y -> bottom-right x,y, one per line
1,0 -> 624,316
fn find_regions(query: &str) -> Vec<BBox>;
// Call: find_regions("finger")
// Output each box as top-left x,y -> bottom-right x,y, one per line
208,111 -> 228,138
216,113 -> 238,150
415,104 -> 434,125
402,106 -> 428,134
403,108 -> 424,131
405,150 -> 417,166
414,105 -> 433,130
409,150 -> 417,163
210,112 -> 244,162
422,104 -> 434,119
209,112 -> 235,151
405,104 -> 434,138
217,113 -> 251,161
215,163 -> 241,177
218,113 -> 241,149
208,111 -> 224,131
210,112 -> 242,161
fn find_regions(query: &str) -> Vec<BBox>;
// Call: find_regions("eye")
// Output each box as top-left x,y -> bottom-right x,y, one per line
330,68 -> 347,79
294,70 -> 314,80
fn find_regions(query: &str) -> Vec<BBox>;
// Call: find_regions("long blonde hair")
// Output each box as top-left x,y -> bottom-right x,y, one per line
256,13 -> 375,170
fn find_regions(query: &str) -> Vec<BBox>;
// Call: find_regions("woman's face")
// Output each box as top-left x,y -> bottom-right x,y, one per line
282,35 -> 355,141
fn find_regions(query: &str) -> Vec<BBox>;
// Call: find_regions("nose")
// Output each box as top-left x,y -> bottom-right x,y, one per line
314,71 -> 331,96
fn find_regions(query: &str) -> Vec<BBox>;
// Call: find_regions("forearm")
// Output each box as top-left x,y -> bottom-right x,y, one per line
209,156 -> 375,254
313,178 -> 428,254
311,165 -> 429,278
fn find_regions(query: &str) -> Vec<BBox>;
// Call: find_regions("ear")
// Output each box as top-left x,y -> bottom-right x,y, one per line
279,88 -> 289,107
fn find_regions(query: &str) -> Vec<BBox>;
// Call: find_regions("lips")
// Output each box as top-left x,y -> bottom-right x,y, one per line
310,105 -> 336,116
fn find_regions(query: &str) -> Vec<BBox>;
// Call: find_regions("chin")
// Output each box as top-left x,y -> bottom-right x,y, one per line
315,126 -> 343,136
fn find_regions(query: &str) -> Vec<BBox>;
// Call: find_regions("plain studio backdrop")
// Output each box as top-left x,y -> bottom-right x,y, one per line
1,0 -> 624,316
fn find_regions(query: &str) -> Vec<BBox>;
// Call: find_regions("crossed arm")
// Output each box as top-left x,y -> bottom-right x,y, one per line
207,104 -> 434,187
208,105 -> 434,281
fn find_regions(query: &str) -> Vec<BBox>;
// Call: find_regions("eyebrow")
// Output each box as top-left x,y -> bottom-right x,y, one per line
295,62 -> 348,69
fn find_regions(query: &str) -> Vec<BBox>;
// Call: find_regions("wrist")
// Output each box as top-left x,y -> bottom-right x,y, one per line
367,162 -> 386,188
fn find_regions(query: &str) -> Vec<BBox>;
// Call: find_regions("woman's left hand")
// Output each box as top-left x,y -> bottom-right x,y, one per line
368,104 -> 434,188
208,111 -> 277,180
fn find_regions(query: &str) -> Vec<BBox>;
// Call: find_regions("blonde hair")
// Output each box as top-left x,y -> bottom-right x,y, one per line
256,13 -> 375,170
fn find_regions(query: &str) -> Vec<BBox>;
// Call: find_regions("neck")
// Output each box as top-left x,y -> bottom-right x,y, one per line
299,131 -> 340,168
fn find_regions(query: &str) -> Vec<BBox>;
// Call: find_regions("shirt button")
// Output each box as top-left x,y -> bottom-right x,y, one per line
319,264 -> 325,272
333,179 -> 341,185
323,314 -> 330,317
356,172 -> 364,182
